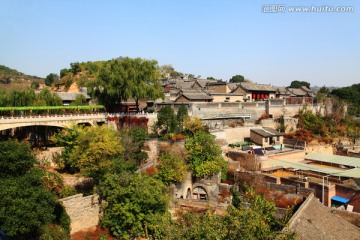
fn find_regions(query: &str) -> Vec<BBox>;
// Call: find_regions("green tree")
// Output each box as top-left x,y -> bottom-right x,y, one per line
158,64 -> 182,78
0,89 -> 36,107
184,116 -> 207,136
100,173 -> 169,239
90,57 -> 163,111
69,125 -> 124,181
289,80 -> 310,89
70,62 -> 81,74
177,104 -> 189,132
70,94 -> 87,106
119,126 -> 148,167
156,152 -> 188,184
155,106 -> 177,135
31,81 -> 40,89
60,68 -> 69,78
0,170 -> 59,239
318,86 -> 330,94
53,124 -> 83,173
35,88 -> 62,106
297,105 -> 327,136
0,141 -> 70,240
229,75 -> 245,83
185,131 -> 227,178
0,140 -> 35,178
207,76 -> 215,80
45,73 -> 59,86
276,115 -> 286,133
331,84 -> 360,116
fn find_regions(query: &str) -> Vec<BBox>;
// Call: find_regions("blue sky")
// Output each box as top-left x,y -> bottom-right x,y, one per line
0,0 -> 359,87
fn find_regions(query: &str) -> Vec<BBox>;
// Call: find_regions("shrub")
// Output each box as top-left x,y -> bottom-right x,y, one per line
172,133 -> 186,141
59,186 -> 77,198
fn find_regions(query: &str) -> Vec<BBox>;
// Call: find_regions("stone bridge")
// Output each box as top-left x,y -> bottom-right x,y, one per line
0,113 -> 107,131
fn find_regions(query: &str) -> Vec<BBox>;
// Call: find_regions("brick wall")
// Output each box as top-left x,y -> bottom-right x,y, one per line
335,185 -> 360,212
59,194 -> 100,233
308,182 -> 336,207
227,151 -> 260,171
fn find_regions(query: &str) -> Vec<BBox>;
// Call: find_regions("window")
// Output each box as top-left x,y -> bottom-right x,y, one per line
265,137 -> 268,142
277,136 -> 280,141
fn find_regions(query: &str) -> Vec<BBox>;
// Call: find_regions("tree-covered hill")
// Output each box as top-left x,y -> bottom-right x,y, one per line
331,83 -> 360,116
0,65 -> 44,90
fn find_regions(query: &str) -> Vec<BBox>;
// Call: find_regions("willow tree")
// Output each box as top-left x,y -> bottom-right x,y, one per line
90,57 -> 163,111
0,89 -> 36,107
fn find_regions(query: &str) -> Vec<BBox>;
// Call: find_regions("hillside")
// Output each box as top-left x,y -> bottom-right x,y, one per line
0,65 -> 45,91
331,84 -> 360,116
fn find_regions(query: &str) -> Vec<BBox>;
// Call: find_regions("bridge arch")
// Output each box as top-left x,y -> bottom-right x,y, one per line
0,113 -> 106,131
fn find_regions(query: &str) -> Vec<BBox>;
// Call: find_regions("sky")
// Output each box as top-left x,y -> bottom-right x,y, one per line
0,0 -> 359,87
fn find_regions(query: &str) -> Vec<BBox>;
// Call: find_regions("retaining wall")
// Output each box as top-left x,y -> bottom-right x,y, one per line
59,194 -> 100,233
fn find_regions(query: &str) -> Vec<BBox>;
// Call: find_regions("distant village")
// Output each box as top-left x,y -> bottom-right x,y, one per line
2,73 -> 360,239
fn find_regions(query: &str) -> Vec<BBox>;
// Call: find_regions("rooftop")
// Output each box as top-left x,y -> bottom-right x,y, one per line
288,193 -> 360,240
305,152 -> 360,168
264,159 -> 360,178
177,89 -> 213,101
56,92 -> 91,101
240,82 -> 277,92
251,127 -> 284,137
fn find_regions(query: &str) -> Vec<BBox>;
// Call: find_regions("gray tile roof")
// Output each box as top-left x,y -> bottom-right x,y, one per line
251,127 -> 283,137
195,79 -> 219,88
300,86 -> 311,92
206,91 -> 243,96
177,81 -> 195,89
274,86 -> 290,95
56,92 -> 91,101
288,194 -> 360,240
177,89 -> 213,100
227,83 -> 239,91
287,88 -> 308,96
240,82 -> 277,92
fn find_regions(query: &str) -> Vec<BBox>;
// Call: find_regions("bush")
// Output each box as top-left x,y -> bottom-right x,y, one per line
228,142 -> 251,148
40,224 -> 70,240
171,133 -> 186,141
59,186 -> 77,198
0,140 -> 35,178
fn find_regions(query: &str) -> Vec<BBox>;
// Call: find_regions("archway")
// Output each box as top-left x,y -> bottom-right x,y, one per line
193,186 -> 208,200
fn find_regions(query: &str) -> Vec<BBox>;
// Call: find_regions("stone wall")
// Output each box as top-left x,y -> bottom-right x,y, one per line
59,194 -> 100,234
268,104 -> 322,119
227,151 -> 259,171
210,125 -> 262,144
265,182 -> 313,197
236,171 -> 313,197
191,102 -> 265,123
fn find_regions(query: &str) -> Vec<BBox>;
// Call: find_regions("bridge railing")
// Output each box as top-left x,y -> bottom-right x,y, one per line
107,112 -> 158,117
0,112 -> 106,119
0,113 -> 107,124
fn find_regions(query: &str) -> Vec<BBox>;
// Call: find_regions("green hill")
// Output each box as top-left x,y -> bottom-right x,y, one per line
0,65 -> 44,90
331,84 -> 360,116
